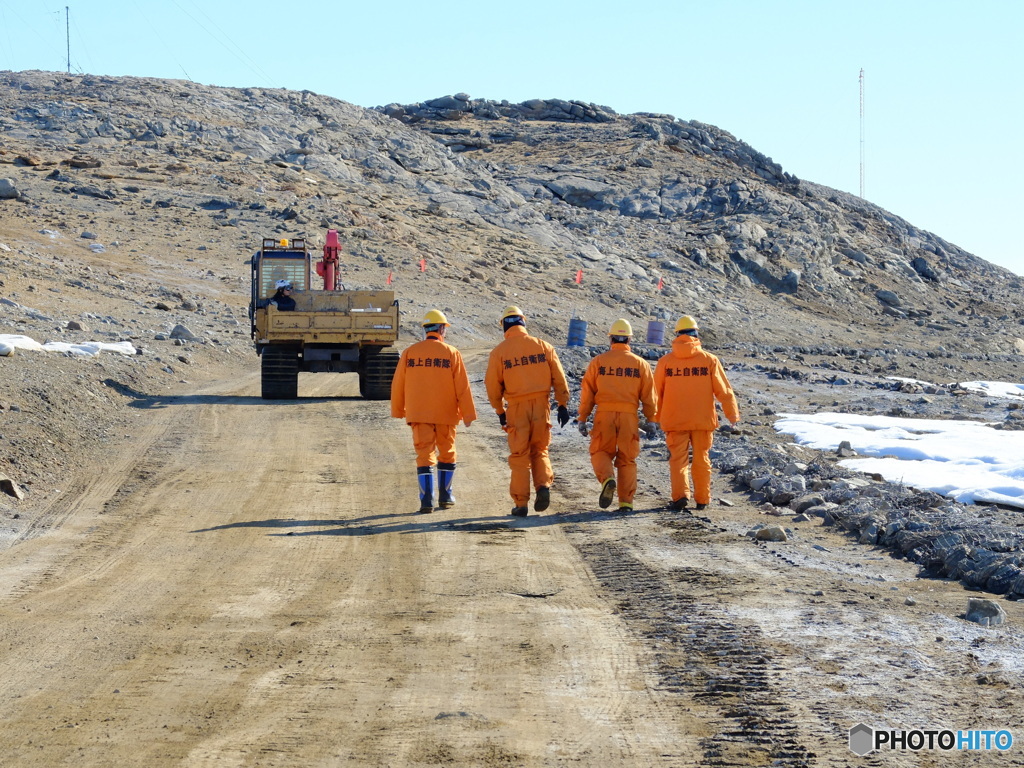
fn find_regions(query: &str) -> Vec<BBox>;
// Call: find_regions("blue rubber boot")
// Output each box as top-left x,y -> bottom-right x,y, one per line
417,466 -> 434,513
437,462 -> 456,509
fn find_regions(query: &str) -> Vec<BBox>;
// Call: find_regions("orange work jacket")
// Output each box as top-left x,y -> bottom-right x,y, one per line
485,325 -> 570,413
391,334 -> 478,426
578,343 -> 657,420
653,336 -> 739,431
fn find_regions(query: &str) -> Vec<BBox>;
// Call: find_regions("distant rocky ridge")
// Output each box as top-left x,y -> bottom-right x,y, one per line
1,70 -> 1023,358
379,94 -> 797,188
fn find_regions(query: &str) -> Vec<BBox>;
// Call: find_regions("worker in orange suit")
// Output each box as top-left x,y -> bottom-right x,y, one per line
391,309 -> 477,513
485,306 -> 571,517
653,316 -> 740,512
577,319 -> 657,512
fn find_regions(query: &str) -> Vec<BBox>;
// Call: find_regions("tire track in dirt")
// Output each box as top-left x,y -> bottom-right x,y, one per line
566,513 -> 815,768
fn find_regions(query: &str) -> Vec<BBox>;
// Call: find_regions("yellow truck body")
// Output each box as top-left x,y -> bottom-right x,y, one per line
249,237 -> 400,399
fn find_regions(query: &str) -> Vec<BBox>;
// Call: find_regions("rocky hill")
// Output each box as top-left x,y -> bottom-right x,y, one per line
2,69 -> 1023,509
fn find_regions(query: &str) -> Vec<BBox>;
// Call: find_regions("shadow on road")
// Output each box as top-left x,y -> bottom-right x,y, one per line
103,378 -> 364,408
190,506 -> 671,537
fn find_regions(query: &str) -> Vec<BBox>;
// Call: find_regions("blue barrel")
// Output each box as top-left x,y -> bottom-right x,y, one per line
646,320 -> 666,346
567,317 -> 588,347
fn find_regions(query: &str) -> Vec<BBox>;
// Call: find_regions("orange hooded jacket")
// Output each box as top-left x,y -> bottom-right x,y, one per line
391,334 -> 477,426
485,325 -> 569,413
654,336 -> 739,431
578,343 -> 657,420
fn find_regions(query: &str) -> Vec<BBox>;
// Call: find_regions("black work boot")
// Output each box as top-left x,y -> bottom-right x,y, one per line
417,466 -> 434,513
599,478 -> 616,509
534,486 -> 550,512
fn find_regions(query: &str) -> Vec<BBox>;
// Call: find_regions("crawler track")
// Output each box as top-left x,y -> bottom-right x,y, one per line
571,514 -> 815,767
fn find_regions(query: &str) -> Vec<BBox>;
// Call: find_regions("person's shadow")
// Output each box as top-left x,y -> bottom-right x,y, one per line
190,506 -> 667,537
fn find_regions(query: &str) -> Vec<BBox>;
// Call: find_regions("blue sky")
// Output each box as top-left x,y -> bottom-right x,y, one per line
2,0 -> 1022,276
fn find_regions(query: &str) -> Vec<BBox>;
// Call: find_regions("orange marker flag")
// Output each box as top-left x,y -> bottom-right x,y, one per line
419,259 -> 427,272
386,271 -> 393,286
656,277 -> 664,291
575,269 -> 583,284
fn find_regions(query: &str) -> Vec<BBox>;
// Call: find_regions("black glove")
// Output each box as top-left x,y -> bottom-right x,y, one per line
498,412 -> 507,428
557,405 -> 570,428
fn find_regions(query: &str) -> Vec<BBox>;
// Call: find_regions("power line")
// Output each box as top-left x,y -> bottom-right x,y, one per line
128,1 -> 193,81
859,68 -> 866,199
69,9 -> 95,75
0,2 -> 68,71
171,0 -> 279,88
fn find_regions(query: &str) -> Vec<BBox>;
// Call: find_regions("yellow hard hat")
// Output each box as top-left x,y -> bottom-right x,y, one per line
422,309 -> 449,327
501,306 -> 525,321
608,319 -> 633,337
675,315 -> 699,333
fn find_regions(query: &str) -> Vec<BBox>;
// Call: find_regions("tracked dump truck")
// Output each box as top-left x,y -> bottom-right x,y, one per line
249,231 -> 400,399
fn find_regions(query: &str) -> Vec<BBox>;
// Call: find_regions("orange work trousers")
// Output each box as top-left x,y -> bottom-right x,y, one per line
504,396 -> 553,507
589,411 -> 641,504
410,422 -> 457,468
665,430 -> 714,505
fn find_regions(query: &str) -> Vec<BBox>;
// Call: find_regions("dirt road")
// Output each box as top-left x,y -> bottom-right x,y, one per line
1,361 -> 1023,767
0,369 -> 703,767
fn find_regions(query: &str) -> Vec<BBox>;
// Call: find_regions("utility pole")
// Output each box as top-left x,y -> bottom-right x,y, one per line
859,68 -> 865,198
65,7 -> 71,73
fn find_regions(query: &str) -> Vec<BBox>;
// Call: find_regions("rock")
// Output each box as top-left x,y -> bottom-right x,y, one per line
790,494 -> 826,513
754,525 -> 788,542
0,474 -> 25,500
0,178 -> 19,199
836,440 -> 858,457
771,489 -> 797,506
964,598 -> 1007,627
804,502 -> 839,518
66,320 -> 87,331
726,220 -> 767,243
71,185 -> 116,201
875,289 -> 902,307
170,324 -> 198,340
781,269 -> 801,293
783,461 -> 808,476
859,519 -> 881,545
68,154 -> 102,169
911,256 -> 940,281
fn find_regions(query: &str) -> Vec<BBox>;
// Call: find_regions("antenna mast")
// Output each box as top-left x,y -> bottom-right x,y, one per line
65,7 -> 71,73
859,68 -> 865,198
